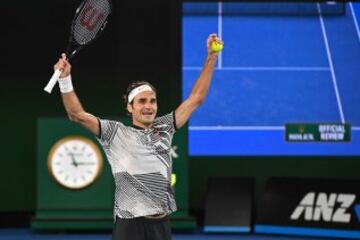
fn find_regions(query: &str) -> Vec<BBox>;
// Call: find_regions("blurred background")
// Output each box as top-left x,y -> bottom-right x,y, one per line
1,0 -> 360,239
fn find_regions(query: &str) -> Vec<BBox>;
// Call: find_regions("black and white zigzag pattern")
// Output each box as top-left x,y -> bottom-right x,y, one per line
96,112 -> 177,219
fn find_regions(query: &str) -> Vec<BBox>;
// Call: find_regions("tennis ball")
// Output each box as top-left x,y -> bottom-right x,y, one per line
211,41 -> 223,52
171,173 -> 176,187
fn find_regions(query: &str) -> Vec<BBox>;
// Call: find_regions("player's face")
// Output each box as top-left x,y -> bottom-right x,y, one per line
128,91 -> 158,128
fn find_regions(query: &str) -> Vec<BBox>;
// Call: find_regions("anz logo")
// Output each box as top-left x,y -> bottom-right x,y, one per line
290,192 -> 360,223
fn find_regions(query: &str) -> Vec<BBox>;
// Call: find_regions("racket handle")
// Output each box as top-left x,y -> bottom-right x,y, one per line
44,69 -> 62,93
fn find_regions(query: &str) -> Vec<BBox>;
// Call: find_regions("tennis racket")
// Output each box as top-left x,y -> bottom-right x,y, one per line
44,0 -> 112,93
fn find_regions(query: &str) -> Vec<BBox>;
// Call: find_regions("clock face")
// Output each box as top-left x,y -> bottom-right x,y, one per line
48,136 -> 103,190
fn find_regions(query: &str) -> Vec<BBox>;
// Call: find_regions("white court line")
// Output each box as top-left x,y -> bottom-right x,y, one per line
189,126 -> 284,131
317,3 -> 345,123
349,2 -> 360,43
183,66 -> 330,71
190,126 -> 360,131
217,1 -> 223,69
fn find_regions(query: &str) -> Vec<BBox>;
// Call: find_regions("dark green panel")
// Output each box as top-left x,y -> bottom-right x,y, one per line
0,116 -> 36,211
286,123 -> 351,142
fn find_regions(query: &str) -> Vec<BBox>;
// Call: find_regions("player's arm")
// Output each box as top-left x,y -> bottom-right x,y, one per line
175,34 -> 223,129
55,54 -> 100,136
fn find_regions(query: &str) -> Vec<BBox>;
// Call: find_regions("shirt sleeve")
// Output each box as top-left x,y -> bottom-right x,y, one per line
153,111 -> 177,134
96,118 -> 120,147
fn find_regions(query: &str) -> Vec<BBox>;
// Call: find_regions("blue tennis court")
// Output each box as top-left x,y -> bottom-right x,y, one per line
0,229 -> 333,240
182,2 -> 360,156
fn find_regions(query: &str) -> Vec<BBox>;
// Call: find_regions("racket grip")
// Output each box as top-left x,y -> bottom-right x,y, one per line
44,69 -> 62,93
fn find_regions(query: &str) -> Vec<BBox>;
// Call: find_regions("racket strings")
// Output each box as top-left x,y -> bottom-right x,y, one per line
72,0 -> 111,46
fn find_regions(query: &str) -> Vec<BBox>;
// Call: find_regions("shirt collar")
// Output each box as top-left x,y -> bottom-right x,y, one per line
132,124 -> 145,130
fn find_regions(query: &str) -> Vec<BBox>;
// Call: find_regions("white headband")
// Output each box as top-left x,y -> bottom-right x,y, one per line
128,85 -> 154,103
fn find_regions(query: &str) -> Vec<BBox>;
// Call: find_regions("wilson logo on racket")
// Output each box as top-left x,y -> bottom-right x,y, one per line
80,5 -> 105,31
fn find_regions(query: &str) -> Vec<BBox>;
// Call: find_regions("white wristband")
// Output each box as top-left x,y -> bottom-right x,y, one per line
59,75 -> 74,93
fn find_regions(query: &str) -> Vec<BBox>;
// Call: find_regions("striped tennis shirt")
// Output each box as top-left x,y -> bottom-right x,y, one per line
96,112 -> 177,219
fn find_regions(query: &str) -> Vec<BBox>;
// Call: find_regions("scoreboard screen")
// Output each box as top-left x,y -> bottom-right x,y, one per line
182,2 -> 360,156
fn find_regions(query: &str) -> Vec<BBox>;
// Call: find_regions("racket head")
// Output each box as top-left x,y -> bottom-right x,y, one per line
66,0 -> 112,59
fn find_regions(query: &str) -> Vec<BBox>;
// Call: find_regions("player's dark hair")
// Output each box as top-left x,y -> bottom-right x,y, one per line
123,81 -> 157,115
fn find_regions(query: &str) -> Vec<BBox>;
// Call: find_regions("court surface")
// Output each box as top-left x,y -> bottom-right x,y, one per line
0,228 -> 334,240
183,2 -> 360,156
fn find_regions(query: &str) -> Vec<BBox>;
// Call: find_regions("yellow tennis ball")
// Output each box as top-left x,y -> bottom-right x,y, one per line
171,173 -> 176,187
211,41 -> 223,52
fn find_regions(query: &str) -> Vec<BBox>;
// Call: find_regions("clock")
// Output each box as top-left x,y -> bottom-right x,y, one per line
47,136 -> 104,190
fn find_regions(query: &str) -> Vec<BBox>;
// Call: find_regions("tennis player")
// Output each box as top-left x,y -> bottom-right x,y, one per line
54,33 -> 222,240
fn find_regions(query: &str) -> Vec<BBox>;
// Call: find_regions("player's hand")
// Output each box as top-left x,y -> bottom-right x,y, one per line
54,53 -> 71,78
207,33 -> 223,57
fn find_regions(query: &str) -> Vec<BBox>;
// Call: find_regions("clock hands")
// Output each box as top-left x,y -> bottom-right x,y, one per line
68,152 -> 78,167
75,162 -> 96,166
67,149 -> 95,167
64,145 -> 78,168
